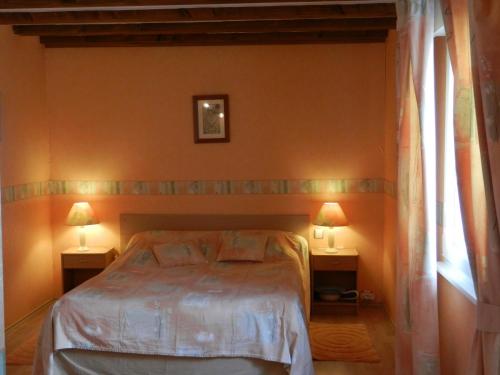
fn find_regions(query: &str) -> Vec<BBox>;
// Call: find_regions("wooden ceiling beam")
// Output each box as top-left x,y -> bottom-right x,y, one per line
0,4 -> 396,25
40,30 -> 389,47
0,0 -> 392,10
13,18 -> 396,36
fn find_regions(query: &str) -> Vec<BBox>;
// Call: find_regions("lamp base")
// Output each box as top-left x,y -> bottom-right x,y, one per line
78,226 -> 88,252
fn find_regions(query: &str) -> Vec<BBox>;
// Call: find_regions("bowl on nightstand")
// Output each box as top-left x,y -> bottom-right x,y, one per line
315,286 -> 345,302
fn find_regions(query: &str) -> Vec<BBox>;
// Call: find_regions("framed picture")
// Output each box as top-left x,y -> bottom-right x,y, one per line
193,95 -> 230,143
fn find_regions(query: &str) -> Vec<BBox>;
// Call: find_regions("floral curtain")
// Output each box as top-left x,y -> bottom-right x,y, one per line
440,0 -> 500,374
395,1 -> 440,374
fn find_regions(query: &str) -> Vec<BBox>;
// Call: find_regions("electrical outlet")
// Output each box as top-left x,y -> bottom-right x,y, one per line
313,228 -> 324,239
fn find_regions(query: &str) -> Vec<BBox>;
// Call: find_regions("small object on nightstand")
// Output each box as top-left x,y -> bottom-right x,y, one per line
316,286 -> 344,301
310,247 -> 359,315
62,246 -> 117,293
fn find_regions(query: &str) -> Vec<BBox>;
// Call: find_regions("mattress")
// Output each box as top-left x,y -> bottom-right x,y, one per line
34,230 -> 313,375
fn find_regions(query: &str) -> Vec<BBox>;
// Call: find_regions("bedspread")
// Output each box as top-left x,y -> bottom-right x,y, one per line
34,232 -> 314,375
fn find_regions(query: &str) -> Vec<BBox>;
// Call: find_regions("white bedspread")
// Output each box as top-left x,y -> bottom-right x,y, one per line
34,231 -> 314,375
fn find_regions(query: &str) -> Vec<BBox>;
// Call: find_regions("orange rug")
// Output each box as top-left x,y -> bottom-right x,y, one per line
6,334 -> 38,365
309,322 -> 380,363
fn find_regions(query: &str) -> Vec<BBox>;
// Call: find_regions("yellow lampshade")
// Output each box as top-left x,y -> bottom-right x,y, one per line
66,202 -> 99,226
313,202 -> 348,228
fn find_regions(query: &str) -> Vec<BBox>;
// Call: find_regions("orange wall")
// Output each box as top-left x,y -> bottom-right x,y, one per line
45,45 -> 386,181
438,276 -> 477,375
45,44 -> 393,301
383,31 -> 397,322
0,27 -> 53,326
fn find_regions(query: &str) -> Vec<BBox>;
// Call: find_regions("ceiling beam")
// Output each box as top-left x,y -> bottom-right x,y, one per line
0,0 -> 394,10
40,30 -> 388,47
0,4 -> 395,24
13,18 -> 395,36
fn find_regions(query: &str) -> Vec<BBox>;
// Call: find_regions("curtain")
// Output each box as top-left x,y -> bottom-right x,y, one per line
440,0 -> 500,374
395,1 -> 440,374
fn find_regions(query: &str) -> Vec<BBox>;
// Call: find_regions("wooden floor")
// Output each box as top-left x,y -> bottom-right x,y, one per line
5,301 -> 52,375
6,304 -> 394,375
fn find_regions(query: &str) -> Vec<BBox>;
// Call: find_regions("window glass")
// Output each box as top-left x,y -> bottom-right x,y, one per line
437,44 -> 476,301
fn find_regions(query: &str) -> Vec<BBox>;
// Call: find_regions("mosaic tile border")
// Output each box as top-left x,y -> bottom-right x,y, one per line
2,181 -> 51,203
1,179 -> 397,203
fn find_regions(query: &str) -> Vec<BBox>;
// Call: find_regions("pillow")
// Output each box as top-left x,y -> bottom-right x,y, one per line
125,230 -> 220,262
152,240 -> 207,268
216,231 -> 268,262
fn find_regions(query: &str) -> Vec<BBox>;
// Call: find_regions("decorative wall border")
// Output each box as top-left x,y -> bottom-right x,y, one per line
1,179 -> 397,204
2,181 -> 51,203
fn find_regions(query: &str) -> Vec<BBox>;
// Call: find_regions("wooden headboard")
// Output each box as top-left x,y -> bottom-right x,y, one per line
120,213 -> 310,251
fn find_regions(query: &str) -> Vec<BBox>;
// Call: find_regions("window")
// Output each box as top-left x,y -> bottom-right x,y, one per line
434,24 -> 476,302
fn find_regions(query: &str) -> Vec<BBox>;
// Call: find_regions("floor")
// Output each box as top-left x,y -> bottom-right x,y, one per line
312,307 -> 395,375
5,301 -> 51,375
6,304 -> 394,375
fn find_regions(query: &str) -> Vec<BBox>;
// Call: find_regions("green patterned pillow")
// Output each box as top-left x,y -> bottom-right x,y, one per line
216,231 -> 268,262
153,240 -> 207,267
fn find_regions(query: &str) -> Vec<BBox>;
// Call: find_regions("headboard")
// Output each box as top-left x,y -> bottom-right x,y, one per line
120,213 -> 310,252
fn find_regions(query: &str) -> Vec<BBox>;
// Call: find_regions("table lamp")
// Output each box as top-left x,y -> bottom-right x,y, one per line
313,202 -> 348,253
66,202 -> 99,252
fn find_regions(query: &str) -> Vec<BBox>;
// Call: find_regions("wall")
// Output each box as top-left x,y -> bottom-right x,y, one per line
383,31 -> 398,322
45,44 -> 392,299
438,276 -> 476,375
0,26 -> 53,326
46,45 -> 385,181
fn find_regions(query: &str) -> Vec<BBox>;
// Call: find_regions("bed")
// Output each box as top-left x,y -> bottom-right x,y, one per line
34,214 -> 314,375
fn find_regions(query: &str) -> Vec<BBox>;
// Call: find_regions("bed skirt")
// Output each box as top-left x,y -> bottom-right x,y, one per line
51,349 -> 289,375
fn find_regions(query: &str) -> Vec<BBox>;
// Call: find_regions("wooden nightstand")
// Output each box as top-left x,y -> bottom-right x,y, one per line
62,247 -> 117,293
310,248 -> 359,315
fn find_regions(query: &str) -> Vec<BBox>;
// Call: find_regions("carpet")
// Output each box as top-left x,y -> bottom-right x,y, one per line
6,335 -> 38,365
309,322 -> 380,363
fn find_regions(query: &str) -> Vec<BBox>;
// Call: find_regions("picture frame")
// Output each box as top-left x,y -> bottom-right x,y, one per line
193,95 -> 230,143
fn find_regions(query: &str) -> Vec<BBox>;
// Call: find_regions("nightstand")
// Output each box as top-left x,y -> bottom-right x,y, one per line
310,248 -> 359,315
62,247 -> 117,293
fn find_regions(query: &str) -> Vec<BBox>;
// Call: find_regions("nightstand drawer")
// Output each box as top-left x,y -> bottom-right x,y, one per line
62,247 -> 116,293
313,256 -> 357,271
62,254 -> 107,269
